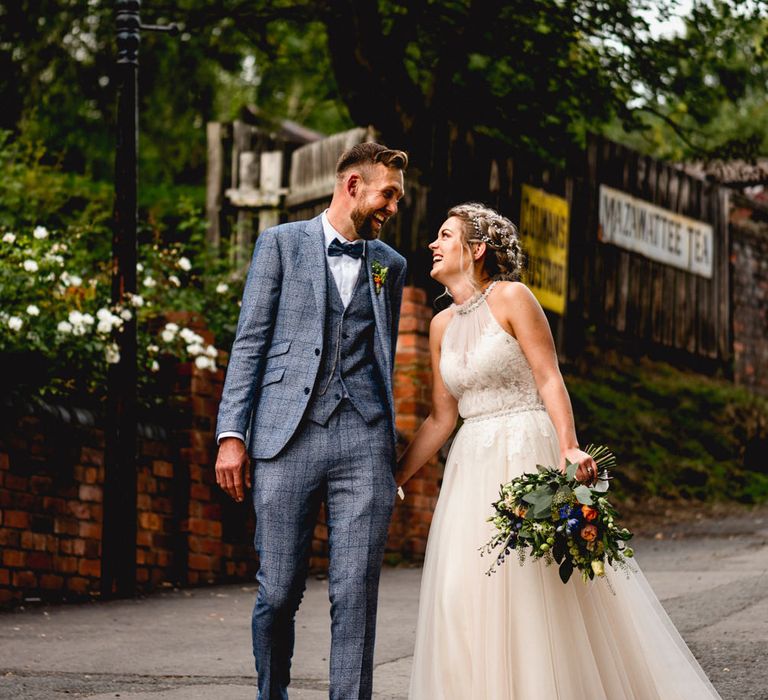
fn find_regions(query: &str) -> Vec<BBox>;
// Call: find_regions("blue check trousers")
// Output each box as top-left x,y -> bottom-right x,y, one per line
250,401 -> 396,700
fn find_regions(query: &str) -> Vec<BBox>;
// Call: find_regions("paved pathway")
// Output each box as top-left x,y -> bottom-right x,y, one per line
1,507 -> 767,699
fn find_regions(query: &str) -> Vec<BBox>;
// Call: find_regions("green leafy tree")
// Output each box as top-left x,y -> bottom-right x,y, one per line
606,1 -> 768,162
0,1 -> 351,191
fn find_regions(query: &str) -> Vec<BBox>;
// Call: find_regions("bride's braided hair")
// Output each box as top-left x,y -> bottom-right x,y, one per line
447,202 -> 524,282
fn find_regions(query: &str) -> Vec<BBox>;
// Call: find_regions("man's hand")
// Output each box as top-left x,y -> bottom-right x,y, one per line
215,437 -> 251,502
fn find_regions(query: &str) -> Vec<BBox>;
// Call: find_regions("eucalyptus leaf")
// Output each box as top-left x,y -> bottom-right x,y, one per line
565,461 -> 579,481
574,485 -> 594,505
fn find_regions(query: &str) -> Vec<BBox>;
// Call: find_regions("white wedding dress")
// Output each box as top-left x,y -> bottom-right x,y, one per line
408,283 -> 721,699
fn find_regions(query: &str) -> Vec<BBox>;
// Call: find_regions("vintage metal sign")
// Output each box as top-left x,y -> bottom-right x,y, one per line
598,185 -> 713,278
519,184 -> 569,315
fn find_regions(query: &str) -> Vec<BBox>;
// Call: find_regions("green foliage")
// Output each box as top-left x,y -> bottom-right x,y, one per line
603,1 -> 768,160
565,345 -> 768,504
0,2 -> 349,188
0,131 -> 243,406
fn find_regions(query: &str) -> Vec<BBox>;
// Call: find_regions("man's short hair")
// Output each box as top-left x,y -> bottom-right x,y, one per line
335,142 -> 408,179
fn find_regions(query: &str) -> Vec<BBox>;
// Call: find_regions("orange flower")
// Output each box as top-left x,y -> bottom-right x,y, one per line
581,506 -> 598,522
580,524 -> 598,542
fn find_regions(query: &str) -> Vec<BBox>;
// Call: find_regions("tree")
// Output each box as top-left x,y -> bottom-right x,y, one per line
606,1 -> 768,163
0,1 -> 350,193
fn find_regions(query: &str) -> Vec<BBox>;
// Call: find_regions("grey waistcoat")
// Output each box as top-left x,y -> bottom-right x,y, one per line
305,261 -> 387,426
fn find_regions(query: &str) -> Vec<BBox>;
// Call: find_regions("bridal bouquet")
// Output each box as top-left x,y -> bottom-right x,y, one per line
480,445 -> 634,584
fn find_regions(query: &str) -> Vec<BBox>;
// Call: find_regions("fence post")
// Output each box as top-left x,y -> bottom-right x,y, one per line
205,122 -> 224,249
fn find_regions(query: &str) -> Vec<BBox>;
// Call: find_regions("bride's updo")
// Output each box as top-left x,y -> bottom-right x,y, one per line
447,202 -> 524,282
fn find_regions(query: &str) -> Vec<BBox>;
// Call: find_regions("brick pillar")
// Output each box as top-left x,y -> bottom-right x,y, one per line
389,286 -> 443,562
731,211 -> 768,396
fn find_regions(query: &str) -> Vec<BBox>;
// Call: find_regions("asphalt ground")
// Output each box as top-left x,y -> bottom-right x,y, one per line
1,505 -> 767,700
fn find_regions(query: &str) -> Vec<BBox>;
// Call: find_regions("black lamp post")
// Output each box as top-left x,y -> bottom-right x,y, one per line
102,0 -> 177,599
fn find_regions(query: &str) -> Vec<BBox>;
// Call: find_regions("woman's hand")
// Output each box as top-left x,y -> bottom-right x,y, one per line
560,447 -> 598,486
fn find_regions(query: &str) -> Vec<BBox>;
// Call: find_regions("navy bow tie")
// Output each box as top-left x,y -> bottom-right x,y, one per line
328,238 -> 365,259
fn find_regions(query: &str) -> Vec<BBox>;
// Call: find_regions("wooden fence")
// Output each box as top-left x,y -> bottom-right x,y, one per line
583,137 -> 730,362
206,125 -> 732,365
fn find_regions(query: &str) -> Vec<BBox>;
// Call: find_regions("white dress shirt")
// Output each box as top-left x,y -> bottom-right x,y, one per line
217,212 -> 365,445
322,210 -> 365,307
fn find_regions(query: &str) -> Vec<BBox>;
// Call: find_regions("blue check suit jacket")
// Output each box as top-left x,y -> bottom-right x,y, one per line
216,215 -> 407,460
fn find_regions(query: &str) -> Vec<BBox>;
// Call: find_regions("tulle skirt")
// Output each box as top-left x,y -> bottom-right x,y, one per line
408,409 -> 721,699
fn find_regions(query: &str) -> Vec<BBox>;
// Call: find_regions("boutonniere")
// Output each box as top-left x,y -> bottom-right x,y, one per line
371,260 -> 388,295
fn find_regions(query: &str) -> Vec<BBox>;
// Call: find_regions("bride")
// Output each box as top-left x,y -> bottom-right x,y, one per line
396,203 -> 721,699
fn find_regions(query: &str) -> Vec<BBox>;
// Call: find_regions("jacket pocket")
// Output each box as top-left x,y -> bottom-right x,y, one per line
260,367 -> 286,387
266,340 -> 291,358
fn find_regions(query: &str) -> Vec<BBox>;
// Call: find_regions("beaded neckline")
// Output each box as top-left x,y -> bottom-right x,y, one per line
454,281 -> 499,315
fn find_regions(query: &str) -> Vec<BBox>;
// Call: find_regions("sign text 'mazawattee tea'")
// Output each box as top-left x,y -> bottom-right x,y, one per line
598,185 -> 713,279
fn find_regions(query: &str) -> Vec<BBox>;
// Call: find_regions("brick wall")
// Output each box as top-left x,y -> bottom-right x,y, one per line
0,286 -> 442,604
731,201 -> 768,396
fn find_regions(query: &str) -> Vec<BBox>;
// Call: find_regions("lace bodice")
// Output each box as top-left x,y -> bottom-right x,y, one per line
439,283 -> 545,419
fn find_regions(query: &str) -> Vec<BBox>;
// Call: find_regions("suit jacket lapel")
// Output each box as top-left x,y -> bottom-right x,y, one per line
301,216 -> 327,316
366,244 -> 392,380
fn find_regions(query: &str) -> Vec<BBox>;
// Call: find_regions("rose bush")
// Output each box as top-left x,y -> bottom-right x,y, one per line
0,132 -> 244,406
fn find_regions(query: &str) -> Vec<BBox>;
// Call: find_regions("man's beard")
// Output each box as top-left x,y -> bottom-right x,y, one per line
351,207 -> 384,240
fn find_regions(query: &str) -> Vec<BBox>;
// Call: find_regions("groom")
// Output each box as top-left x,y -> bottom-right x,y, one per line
215,142 -> 408,700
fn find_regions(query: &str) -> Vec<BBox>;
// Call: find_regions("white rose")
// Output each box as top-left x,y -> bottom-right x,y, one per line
105,343 -> 121,364
81,313 -> 94,325
150,360 -> 160,372
57,320 -> 73,334
3,232 -> 16,243
168,274 -> 181,287
205,345 -> 218,358
96,308 -> 112,321
33,226 -> 49,239
68,310 -> 84,325
136,262 -> 144,273
216,282 -> 229,294
143,276 -> 157,288
161,329 -> 175,343
177,256 -> 192,271
97,319 -> 113,334
69,275 -> 82,287
120,309 -> 132,321
194,355 -> 212,370
187,343 -> 205,356
23,260 -> 39,273
26,304 -> 40,316
8,316 -> 23,331
180,328 -> 202,345
165,322 -> 179,333
147,344 -> 159,354
129,294 -> 144,308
